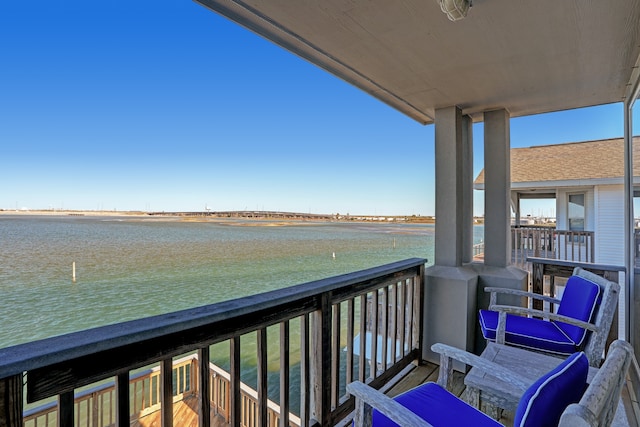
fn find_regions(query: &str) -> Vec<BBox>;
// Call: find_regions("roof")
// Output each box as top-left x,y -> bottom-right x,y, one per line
474,136 -> 640,188
195,1 -> 640,124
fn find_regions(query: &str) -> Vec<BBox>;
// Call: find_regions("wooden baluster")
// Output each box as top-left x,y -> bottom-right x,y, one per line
116,372 -> 129,427
257,328 -> 268,427
358,295 -> 367,382
230,337 -> 241,427
331,304 -> 340,409
0,374 -> 22,427
346,299 -> 355,387
300,315 -> 310,427
161,358 -> 173,427
280,321 -> 290,427
198,347 -> 211,427
58,391 -> 74,427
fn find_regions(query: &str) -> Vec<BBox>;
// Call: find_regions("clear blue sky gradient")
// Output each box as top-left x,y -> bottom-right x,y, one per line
2,1 -> 639,216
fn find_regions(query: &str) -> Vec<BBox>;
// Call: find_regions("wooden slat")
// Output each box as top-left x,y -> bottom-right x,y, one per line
115,372 -> 129,427
358,295 -> 367,382
370,290 -> 379,380
380,286 -> 388,373
161,358 -> 173,427
0,375 -> 22,427
331,303 -> 340,409
300,315 -> 310,427
229,337 -> 240,427
279,321 -> 290,427
58,391 -> 73,427
257,328 -> 268,427
346,299 -> 355,386
197,347 -> 211,427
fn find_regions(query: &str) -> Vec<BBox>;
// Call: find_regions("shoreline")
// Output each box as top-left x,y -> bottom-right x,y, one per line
0,209 -> 441,225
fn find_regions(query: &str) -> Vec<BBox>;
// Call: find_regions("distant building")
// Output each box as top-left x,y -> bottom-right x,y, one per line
475,136 -> 640,265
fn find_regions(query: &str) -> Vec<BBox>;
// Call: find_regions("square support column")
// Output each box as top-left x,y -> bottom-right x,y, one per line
434,106 -> 470,267
483,109 -> 511,267
425,107 -> 477,369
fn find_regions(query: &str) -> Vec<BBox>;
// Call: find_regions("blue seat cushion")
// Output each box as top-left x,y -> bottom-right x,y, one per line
514,352 -> 588,427
479,309 -> 578,355
372,382 -> 501,427
555,275 -> 600,347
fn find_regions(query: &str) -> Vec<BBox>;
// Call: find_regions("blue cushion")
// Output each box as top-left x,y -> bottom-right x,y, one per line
555,275 -> 600,347
479,310 -> 577,355
372,382 -> 501,427
514,352 -> 588,427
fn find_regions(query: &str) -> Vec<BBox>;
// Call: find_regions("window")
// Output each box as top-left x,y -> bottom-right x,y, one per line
568,194 -> 585,231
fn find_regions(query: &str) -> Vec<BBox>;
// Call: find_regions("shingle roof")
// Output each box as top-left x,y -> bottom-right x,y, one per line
474,136 -> 640,185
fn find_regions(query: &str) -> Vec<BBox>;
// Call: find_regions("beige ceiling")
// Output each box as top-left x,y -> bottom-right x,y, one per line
195,0 -> 640,125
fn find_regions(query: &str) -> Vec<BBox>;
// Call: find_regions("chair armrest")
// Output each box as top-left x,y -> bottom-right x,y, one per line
347,381 -> 433,427
490,305 -> 598,331
484,287 -> 561,306
431,343 -> 529,392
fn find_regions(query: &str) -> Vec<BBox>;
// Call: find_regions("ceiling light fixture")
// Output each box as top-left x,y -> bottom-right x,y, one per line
440,0 -> 471,21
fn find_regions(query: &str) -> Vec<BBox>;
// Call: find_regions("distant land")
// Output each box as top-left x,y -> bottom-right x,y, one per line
0,209 -> 454,224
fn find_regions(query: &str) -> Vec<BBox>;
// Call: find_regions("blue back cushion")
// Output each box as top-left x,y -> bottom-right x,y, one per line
555,276 -> 601,346
514,352 -> 588,427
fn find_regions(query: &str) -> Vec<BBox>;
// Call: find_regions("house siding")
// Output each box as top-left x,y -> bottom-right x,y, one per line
594,184 -> 625,266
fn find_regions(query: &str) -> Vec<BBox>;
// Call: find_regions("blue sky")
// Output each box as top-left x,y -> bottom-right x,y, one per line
1,1 -> 638,216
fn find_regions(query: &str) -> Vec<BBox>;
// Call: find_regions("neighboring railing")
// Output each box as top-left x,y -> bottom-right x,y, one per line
473,226 -> 595,268
0,258 -> 426,427
23,355 -> 197,427
512,226 -> 595,267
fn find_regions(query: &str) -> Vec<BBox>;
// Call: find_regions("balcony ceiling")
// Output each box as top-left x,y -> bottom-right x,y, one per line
195,0 -> 640,124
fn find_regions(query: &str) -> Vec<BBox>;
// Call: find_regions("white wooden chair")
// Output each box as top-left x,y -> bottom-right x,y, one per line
479,267 -> 619,367
348,340 -> 633,427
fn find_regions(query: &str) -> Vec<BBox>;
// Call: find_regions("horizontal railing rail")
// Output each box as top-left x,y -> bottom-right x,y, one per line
0,257 -> 426,427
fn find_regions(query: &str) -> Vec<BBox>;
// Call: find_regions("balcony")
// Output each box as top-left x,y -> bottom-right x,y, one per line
2,257 -> 639,426
0,259 -> 426,427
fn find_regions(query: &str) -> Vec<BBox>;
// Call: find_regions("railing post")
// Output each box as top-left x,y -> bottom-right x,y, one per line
58,391 -> 73,427
161,358 -> 173,427
198,347 -> 211,427
115,373 -> 129,427
531,261 -> 544,311
0,375 -> 22,427
311,293 -> 331,426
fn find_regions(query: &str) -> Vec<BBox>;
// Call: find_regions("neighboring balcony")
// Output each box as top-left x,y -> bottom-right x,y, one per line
474,226 -> 596,268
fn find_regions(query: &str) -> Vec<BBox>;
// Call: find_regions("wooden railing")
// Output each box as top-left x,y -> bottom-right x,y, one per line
512,226 -> 595,267
23,354 -> 299,427
0,258 -> 426,427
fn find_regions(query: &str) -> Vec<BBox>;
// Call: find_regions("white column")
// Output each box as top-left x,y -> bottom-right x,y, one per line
483,109 -> 511,268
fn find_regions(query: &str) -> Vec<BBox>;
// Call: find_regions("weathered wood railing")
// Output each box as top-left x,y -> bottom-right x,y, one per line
0,258 -> 425,427
526,257 -> 624,353
512,227 -> 595,268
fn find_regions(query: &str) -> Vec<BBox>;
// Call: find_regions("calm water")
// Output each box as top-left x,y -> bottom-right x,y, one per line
0,214 -> 480,348
0,214 -> 485,411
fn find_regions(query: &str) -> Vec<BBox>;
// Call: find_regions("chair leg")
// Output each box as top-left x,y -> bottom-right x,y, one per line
464,386 -> 480,409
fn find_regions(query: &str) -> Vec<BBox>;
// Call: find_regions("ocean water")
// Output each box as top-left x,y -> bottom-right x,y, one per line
1,214 -> 486,413
0,214 -> 480,348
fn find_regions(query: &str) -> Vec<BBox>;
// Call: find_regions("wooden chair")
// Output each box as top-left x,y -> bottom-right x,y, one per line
348,340 -> 634,427
479,267 -> 619,367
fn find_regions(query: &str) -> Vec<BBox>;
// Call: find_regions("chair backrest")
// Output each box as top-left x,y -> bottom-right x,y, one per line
571,268 -> 620,367
559,340 -> 633,427
514,351 -> 589,427
555,275 -> 601,348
